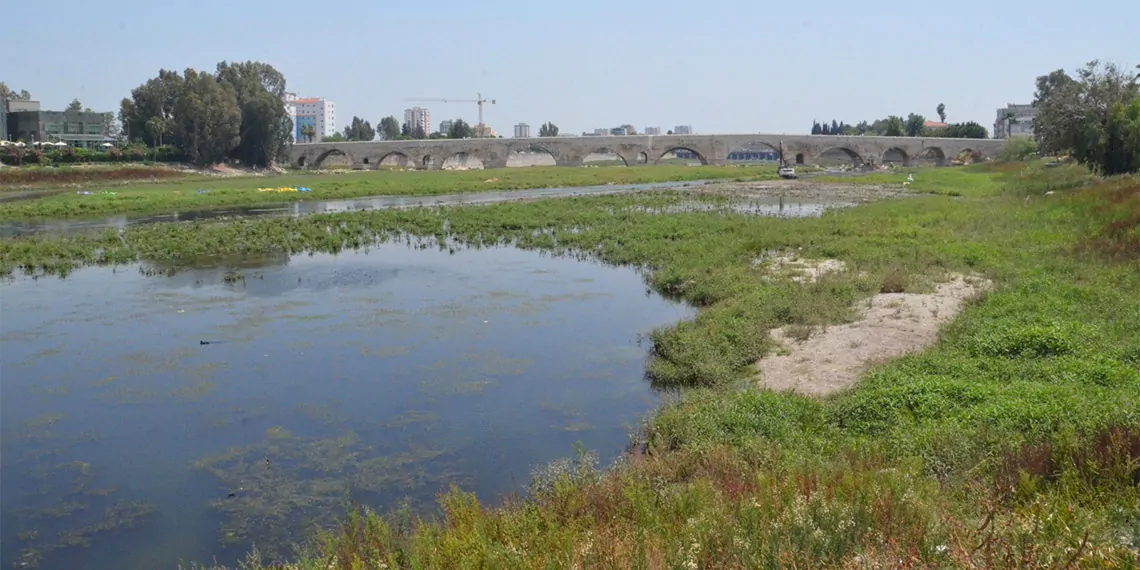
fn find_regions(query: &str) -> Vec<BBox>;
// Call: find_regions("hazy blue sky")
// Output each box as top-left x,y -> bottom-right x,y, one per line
6,0 -> 1137,135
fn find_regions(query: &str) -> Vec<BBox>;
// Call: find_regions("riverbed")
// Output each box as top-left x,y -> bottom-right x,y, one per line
0,244 -> 691,569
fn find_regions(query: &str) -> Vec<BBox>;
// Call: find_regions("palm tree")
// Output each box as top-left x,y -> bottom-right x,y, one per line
145,117 -> 167,160
300,124 -> 316,143
1003,111 -> 1017,139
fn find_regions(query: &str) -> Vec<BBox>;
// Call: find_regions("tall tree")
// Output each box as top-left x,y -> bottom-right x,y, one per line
447,119 -> 473,139
936,103 -> 946,123
539,122 -> 559,137
0,82 -> 32,101
883,116 -> 905,137
121,69 -> 185,148
343,116 -> 375,141
66,98 -> 83,112
412,124 -> 427,139
811,121 -> 822,135
1034,60 -> 1140,174
172,69 -> 241,166
905,113 -> 926,137
378,116 -> 400,140
300,124 -> 316,143
400,122 -> 412,137
215,61 -> 292,167
145,117 -> 168,149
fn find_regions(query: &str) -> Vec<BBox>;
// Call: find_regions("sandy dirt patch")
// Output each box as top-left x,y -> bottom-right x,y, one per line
754,253 -> 848,283
757,274 -> 990,396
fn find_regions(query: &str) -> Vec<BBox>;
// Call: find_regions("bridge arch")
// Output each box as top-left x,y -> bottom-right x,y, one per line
955,148 -> 982,164
882,147 -> 909,166
725,140 -> 781,162
506,144 -> 557,167
441,151 -> 484,170
583,148 -> 628,166
915,147 -> 946,166
656,147 -> 708,165
312,148 -> 353,169
421,155 -> 436,170
815,147 -> 864,167
374,151 -> 413,169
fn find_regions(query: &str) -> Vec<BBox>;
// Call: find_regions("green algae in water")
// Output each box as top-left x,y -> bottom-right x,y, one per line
191,428 -> 462,561
10,448 -> 157,570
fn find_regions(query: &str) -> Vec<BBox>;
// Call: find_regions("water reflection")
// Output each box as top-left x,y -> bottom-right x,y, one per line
0,244 -> 691,569
0,181 -> 711,238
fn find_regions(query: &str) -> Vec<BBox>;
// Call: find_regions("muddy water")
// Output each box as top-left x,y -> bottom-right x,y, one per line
0,244 -> 692,569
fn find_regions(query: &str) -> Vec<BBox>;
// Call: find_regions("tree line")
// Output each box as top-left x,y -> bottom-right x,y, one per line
117,61 -> 292,167
1032,60 -> 1139,175
311,117 -> 563,142
810,104 -> 987,139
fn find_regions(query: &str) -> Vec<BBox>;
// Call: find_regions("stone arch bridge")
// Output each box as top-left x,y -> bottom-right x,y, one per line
289,133 -> 1004,171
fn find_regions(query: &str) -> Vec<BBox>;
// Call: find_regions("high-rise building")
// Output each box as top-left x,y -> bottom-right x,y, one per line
644,126 -> 661,135
439,120 -> 452,135
593,128 -> 610,136
673,125 -> 693,135
993,103 -> 1036,139
514,123 -> 531,138
404,107 -> 431,135
285,93 -> 336,142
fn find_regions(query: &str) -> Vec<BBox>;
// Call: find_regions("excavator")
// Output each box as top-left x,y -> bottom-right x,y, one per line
777,141 -> 797,179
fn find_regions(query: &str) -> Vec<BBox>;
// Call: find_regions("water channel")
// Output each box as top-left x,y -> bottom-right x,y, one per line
0,181 -> 851,238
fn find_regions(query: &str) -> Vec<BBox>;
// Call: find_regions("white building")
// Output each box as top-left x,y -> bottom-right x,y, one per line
644,126 -> 661,135
673,125 -> 693,135
993,103 -> 1036,139
439,120 -> 452,135
404,107 -> 430,134
284,93 -> 336,142
513,123 -> 531,138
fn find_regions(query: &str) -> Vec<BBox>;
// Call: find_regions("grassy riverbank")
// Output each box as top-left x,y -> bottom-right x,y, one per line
5,163 -> 1139,568
0,164 -> 775,219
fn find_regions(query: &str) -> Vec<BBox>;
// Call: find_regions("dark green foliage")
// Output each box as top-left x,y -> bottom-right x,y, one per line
1034,60 -> 1140,175
118,62 -> 292,167
447,119 -> 473,139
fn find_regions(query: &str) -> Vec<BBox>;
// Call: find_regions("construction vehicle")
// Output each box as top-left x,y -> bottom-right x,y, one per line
777,141 -> 797,179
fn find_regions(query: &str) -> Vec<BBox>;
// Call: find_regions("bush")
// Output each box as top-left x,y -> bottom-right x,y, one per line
997,136 -> 1038,162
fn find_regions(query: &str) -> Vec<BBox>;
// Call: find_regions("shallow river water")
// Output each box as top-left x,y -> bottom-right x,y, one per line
0,180 -> 853,237
0,244 -> 692,569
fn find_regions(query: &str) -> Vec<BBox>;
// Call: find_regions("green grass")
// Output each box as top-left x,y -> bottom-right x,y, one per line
0,164 -> 776,220
6,163 -> 1140,568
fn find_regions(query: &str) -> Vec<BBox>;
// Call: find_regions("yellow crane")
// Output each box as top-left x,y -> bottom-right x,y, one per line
406,93 -> 497,134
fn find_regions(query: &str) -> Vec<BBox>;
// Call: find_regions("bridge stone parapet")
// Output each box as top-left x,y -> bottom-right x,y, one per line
290,134 -> 1004,170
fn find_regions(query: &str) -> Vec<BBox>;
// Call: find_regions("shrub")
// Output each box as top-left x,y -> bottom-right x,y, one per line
997,136 -> 1038,162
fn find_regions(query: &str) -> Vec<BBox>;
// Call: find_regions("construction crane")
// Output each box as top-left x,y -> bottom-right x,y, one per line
405,93 -> 497,131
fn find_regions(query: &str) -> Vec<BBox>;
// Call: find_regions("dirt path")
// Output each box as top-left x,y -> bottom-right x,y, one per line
756,274 -> 989,396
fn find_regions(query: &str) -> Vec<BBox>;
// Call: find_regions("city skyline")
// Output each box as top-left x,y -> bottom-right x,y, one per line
3,0 -> 1135,137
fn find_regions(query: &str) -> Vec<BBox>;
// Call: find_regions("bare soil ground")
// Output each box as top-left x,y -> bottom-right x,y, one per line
757,273 -> 991,396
